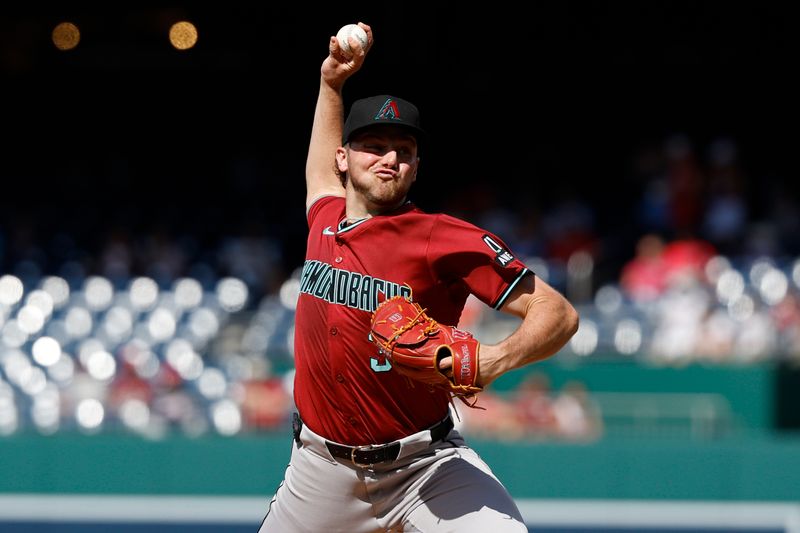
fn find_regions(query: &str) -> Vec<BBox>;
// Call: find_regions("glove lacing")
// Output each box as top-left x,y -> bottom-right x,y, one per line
374,301 -> 483,410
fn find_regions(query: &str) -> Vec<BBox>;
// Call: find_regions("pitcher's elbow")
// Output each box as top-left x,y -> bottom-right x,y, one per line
564,302 -> 580,339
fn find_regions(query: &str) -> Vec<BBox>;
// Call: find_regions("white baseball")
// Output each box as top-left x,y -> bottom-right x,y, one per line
336,24 -> 368,57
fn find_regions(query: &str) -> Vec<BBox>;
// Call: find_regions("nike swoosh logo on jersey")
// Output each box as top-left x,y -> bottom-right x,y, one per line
322,226 -> 335,236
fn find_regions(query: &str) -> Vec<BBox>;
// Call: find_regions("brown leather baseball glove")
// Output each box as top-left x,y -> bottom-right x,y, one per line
369,296 -> 483,405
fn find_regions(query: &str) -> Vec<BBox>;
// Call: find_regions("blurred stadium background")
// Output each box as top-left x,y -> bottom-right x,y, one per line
2,4 -> 799,532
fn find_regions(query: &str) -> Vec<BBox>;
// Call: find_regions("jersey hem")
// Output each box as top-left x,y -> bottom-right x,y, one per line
492,268 -> 532,310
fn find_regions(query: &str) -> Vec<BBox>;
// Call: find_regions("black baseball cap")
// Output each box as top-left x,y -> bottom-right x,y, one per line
342,95 -> 426,147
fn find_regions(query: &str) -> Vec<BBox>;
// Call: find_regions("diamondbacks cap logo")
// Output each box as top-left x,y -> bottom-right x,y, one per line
374,98 -> 401,121
343,94 -> 425,145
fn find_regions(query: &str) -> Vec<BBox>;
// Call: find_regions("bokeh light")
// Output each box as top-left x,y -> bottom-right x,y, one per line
148,308 -> 177,342
211,399 -> 241,436
217,278 -> 248,312
41,276 -> 70,309
76,398 -> 105,430
174,278 -> 203,310
169,21 -> 198,50
51,22 -> 80,51
26,290 -> 55,319
0,275 -> 24,306
129,277 -> 159,311
614,319 -> 643,355
32,336 -> 62,367
570,320 -> 599,356
65,307 -> 93,339
84,277 -> 114,312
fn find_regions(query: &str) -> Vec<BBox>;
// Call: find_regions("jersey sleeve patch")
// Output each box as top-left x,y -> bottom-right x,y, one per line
482,234 -> 515,267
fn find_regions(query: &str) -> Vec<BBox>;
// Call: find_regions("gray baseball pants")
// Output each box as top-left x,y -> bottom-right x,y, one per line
259,418 -> 526,532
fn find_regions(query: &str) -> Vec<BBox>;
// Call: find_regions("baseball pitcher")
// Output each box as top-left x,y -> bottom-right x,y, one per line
259,22 -> 579,533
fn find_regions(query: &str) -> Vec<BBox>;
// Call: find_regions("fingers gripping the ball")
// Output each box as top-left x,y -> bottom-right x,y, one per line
330,23 -> 370,61
336,23 -> 369,58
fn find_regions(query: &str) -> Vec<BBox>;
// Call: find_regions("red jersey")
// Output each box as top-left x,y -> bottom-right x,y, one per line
294,196 -> 531,445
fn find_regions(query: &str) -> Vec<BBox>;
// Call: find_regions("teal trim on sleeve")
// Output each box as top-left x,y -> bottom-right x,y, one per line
492,268 -> 531,310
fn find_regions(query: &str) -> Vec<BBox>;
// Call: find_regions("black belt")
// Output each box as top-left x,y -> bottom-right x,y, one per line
325,416 -> 454,468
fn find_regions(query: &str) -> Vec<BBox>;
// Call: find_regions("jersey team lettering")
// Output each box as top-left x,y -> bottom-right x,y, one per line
300,259 -> 412,312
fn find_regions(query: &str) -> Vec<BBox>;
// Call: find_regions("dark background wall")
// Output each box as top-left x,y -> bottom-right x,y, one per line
2,3 -> 797,279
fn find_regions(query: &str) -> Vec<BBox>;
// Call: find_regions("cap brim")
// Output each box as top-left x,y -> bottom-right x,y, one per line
344,123 -> 427,148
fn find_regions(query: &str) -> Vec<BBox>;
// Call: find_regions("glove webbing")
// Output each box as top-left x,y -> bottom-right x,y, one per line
376,304 -> 439,351
375,301 -> 484,410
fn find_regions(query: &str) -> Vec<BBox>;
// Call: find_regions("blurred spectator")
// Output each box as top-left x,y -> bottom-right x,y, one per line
773,293 -> 800,362
542,192 -> 599,263
472,184 -> 520,241
109,362 -> 153,409
458,391 -> 526,441
217,224 -> 283,296
62,370 -> 109,424
6,217 -> 46,286
100,228 -> 134,287
743,222 -> 781,259
664,134 -> 706,237
694,308 -> 737,362
514,372 -> 558,436
510,207 -> 547,259
551,381 -> 602,441
734,310 -> 777,363
766,185 -> 800,254
648,275 -> 711,363
632,142 -> 670,234
459,374 -> 603,442
620,233 -> 668,303
660,237 -> 716,287
702,138 -> 748,254
151,363 -> 200,433
240,378 -> 292,430
137,227 -> 188,287
621,233 -> 715,305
